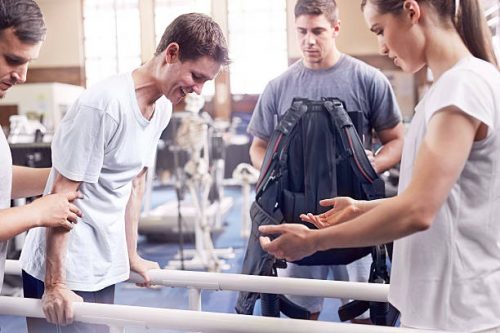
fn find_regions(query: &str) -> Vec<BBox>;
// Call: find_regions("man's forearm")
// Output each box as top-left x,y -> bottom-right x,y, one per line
11,166 -> 50,199
45,228 -> 70,286
44,172 -> 81,287
373,139 -> 404,173
125,169 -> 147,260
249,137 -> 269,170
250,148 -> 265,170
373,123 -> 404,173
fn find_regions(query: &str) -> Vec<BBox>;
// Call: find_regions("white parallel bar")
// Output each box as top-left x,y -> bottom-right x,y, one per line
131,269 -> 389,302
0,296 -> 447,333
5,260 -> 388,302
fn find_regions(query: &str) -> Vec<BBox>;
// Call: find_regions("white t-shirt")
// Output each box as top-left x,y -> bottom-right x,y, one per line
0,131 -> 11,291
20,72 -> 172,291
390,56 -> 500,332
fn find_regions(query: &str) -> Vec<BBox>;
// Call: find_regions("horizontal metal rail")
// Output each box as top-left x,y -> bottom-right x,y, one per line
0,296 -> 448,333
5,259 -> 388,302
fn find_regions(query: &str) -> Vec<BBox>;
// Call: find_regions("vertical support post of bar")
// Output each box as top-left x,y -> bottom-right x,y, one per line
108,325 -> 125,333
241,178 -> 251,238
188,288 -> 202,311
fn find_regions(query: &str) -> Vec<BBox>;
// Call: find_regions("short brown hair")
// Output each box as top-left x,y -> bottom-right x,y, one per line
0,0 -> 46,43
155,13 -> 230,66
295,0 -> 339,24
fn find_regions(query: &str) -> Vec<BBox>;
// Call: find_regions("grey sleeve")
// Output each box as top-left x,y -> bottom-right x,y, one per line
367,71 -> 402,132
247,82 -> 279,141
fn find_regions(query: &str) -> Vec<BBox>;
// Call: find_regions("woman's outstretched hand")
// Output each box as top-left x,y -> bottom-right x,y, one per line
300,197 -> 362,229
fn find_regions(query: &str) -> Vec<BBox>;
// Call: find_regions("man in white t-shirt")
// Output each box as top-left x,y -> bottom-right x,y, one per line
0,0 -> 82,299
20,13 -> 230,333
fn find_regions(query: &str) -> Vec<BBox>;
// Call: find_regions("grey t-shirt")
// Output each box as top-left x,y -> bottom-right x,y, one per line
247,54 -> 401,148
0,131 -> 12,291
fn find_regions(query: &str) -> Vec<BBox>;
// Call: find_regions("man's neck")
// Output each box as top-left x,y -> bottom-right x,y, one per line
304,48 -> 342,70
132,62 -> 162,120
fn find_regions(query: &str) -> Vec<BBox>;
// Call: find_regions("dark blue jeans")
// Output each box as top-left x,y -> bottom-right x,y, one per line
22,271 -> 115,333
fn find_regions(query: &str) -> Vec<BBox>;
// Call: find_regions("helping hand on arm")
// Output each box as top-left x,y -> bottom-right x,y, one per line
0,191 -> 82,241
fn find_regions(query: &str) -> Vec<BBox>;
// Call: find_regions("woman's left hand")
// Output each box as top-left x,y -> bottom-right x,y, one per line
259,224 -> 317,261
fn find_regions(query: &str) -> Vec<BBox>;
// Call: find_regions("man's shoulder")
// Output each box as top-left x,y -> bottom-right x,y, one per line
340,55 -> 382,78
78,73 -> 132,112
267,60 -> 303,86
83,73 -> 130,98
338,55 -> 393,94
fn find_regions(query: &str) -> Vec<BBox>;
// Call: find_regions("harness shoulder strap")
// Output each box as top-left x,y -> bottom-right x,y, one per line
323,99 -> 379,185
276,99 -> 308,134
255,99 -> 309,199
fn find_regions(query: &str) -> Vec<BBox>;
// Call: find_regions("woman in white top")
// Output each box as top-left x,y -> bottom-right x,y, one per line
259,0 -> 500,331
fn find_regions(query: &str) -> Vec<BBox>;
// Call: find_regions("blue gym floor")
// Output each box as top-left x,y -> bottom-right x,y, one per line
0,185 -> 341,332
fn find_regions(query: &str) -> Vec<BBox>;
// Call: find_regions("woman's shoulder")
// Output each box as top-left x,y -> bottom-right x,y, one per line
423,57 -> 499,128
443,56 -> 499,87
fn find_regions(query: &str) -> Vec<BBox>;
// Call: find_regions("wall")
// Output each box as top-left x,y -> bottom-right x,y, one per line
35,0 -> 84,67
26,0 -> 85,86
336,0 -> 380,55
286,0 -> 380,59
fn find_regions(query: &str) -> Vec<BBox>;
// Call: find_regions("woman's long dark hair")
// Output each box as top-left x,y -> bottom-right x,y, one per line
361,0 -> 498,66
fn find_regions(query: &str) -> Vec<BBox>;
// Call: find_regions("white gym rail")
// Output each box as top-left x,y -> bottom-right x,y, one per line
3,260 -> 451,333
0,296 -> 449,333
5,259 -> 388,302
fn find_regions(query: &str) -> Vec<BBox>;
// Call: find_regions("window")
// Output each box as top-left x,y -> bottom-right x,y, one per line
154,0 -> 214,97
154,0 -> 211,46
481,0 -> 500,63
228,0 -> 288,95
83,0 -> 141,88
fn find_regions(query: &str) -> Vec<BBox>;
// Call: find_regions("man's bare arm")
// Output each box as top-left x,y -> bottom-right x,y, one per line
11,166 -> 50,199
125,168 -> 159,286
42,171 -> 84,325
371,122 -> 405,173
249,137 -> 269,170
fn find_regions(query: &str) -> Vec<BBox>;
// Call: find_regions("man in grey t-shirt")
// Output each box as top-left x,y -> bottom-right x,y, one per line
247,0 -> 404,323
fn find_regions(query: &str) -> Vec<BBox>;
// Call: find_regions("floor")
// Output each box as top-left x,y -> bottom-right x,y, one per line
0,185 -> 342,332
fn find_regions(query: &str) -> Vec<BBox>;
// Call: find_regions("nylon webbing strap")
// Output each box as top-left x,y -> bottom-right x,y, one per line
277,100 -> 308,135
324,99 -> 354,157
324,99 -> 378,184
255,99 -> 309,198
